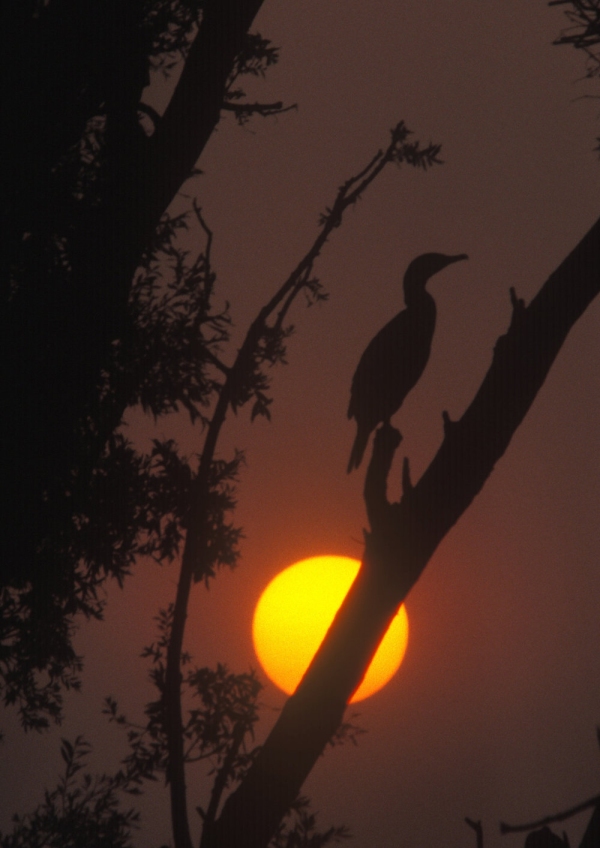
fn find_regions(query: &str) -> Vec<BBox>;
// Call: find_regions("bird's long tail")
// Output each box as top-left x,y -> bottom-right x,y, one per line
347,426 -> 370,474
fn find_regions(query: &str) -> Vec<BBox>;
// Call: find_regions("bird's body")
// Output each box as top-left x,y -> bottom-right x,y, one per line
347,252 -> 468,473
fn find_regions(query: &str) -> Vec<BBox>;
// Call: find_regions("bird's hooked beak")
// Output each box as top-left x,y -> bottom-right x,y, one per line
443,253 -> 469,268
428,253 -> 469,282
403,252 -> 469,297
405,252 -> 469,280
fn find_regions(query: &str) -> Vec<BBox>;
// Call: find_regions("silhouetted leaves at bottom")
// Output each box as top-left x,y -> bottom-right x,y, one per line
0,736 -> 139,848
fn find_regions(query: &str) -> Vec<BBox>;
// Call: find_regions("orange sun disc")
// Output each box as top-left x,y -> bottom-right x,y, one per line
252,555 -> 408,702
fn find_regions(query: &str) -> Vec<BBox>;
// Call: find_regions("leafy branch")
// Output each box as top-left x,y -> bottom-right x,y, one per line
0,736 -> 140,848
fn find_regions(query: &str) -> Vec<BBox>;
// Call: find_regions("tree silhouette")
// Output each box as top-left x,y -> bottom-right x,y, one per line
204,210 -> 600,848
156,123 -> 442,848
0,608 -> 354,848
3,2 -> 600,848
1,0 -> 271,729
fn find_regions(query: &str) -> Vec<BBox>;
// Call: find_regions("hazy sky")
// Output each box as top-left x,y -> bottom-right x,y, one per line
3,2 -> 600,847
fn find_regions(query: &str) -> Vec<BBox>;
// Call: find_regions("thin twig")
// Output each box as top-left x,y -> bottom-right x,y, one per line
199,723 -> 247,847
466,817 -> 484,848
255,120 -> 441,330
274,265 -> 312,331
192,200 -> 213,280
222,100 -> 297,118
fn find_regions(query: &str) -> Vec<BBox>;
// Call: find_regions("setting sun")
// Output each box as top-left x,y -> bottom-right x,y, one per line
252,555 -> 408,702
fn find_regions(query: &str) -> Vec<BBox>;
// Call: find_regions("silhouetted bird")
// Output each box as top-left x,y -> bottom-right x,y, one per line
347,252 -> 468,473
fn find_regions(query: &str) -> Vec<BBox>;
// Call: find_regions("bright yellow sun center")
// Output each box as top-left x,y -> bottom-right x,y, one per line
252,555 -> 408,702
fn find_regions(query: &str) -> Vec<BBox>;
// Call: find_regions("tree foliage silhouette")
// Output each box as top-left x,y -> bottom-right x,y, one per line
0,609 -> 353,848
1,0 -> 271,729
3,3 -> 600,848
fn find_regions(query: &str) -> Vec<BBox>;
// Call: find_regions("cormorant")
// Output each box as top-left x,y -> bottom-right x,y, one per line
347,252 -> 468,473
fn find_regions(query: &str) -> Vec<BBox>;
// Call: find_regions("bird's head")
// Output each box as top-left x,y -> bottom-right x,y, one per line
403,252 -> 468,301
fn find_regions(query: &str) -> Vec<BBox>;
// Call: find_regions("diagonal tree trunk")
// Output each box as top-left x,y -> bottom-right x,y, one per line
65,0 -> 268,438
207,214 -> 600,848
578,798 -> 600,848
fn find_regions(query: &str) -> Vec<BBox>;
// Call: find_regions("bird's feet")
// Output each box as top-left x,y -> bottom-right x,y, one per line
376,421 -> 402,453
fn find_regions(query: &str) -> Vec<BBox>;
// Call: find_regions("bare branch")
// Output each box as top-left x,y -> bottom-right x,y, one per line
192,201 -> 214,273
200,723 -> 247,847
466,817 -> 484,848
500,794 -> 600,835
273,266 -> 312,332
202,349 -> 231,376
257,121 -> 442,330
222,100 -> 298,123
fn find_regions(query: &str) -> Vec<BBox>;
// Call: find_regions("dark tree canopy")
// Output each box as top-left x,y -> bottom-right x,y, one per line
0,0 -> 271,729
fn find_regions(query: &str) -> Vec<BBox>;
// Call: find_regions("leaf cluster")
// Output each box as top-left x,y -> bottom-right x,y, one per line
550,0 -> 600,75
228,321 -> 294,422
549,1 -> 600,152
0,736 -> 140,848
104,607 -> 261,788
102,610 -> 352,846
0,586 -> 84,733
269,797 -> 351,848
126,206 -> 230,425
190,452 -> 245,582
1,609 -> 354,847
224,33 -> 294,126
144,0 -> 205,69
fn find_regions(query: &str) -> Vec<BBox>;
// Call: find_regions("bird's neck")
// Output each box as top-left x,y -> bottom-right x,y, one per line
403,281 -> 435,310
